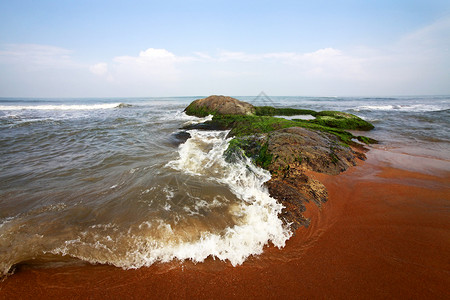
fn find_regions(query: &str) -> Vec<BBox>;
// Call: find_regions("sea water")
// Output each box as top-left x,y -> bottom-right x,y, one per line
0,96 -> 449,275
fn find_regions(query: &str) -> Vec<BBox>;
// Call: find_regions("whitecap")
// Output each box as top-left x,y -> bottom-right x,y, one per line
44,130 -> 291,270
0,103 -> 123,111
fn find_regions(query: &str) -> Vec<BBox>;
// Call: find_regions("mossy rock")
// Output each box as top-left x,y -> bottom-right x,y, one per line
311,111 -> 374,131
207,114 -> 361,145
255,106 -> 317,117
183,97 -> 376,146
224,136 -> 273,169
357,136 -> 378,144
184,95 -> 255,117
212,115 -> 298,137
184,102 -> 216,117
183,96 -> 377,232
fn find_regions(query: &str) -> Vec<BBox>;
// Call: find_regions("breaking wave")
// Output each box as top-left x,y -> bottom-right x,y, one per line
352,104 -> 449,112
0,129 -> 291,276
0,103 -> 128,111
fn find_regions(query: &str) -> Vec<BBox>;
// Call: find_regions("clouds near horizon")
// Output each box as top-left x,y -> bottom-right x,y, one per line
1,16 -> 449,97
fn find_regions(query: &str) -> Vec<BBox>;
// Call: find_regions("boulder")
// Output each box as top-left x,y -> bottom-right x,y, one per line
181,97 -> 371,231
312,110 -> 374,131
228,127 -> 365,230
185,95 -> 255,117
266,127 -> 359,175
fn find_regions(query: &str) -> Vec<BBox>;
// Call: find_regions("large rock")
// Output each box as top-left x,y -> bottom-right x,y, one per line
267,127 -> 365,229
182,96 -> 370,231
266,170 -> 328,229
266,127 -> 359,175
185,95 -> 255,116
230,127 -> 365,230
312,111 -> 375,131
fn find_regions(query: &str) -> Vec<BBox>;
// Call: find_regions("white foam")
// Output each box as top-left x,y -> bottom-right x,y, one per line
162,130 -> 291,264
157,110 -> 214,126
354,104 -> 448,112
0,103 -> 123,111
47,130 -> 291,269
182,114 -> 213,126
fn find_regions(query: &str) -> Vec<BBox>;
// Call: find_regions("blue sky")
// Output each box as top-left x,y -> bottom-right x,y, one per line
0,0 -> 449,97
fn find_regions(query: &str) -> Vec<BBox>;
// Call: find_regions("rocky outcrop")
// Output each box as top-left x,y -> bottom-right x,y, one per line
266,171 -> 328,229
228,127 -> 366,230
266,127 -> 360,175
264,127 -> 365,229
182,96 -> 372,231
185,95 -> 256,116
312,111 -> 374,131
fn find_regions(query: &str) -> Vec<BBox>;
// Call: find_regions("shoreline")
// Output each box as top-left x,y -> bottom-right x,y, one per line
1,148 -> 449,299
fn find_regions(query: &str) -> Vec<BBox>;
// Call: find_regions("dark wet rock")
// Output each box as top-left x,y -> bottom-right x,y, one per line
266,127 -> 360,175
181,97 -> 371,232
228,127 -> 365,231
182,121 -> 228,131
311,111 -> 374,131
185,95 -> 255,117
169,131 -> 191,146
116,103 -> 133,108
265,169 -> 328,230
356,136 -> 378,144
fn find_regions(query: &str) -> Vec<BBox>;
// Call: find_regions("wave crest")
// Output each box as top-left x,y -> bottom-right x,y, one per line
0,103 -> 126,111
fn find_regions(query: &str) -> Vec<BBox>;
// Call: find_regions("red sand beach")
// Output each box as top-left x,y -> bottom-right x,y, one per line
1,148 -> 449,299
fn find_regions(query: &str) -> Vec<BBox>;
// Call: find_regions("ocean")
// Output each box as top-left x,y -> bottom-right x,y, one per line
0,95 -> 449,276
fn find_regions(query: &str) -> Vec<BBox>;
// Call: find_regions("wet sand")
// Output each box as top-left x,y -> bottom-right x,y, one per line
1,148 -> 449,299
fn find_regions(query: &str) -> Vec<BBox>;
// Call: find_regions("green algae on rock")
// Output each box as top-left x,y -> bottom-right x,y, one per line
254,106 -> 373,131
183,95 -> 376,147
311,110 -> 374,131
183,96 -> 376,230
222,126 -> 362,229
184,95 -> 255,116
254,106 -> 316,117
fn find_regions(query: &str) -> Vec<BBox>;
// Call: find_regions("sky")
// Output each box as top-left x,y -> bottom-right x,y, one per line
0,0 -> 449,97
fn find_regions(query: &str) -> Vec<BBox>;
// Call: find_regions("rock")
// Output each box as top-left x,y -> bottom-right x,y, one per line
116,103 -> 133,108
169,131 -> 191,146
312,110 -> 374,131
228,127 -> 365,230
182,121 -> 228,131
266,127 -> 360,175
264,127 -> 363,229
181,97 -> 371,231
185,95 -> 256,117
266,171 -> 328,230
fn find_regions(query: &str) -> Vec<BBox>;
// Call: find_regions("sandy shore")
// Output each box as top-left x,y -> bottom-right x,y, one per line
1,148 -> 449,299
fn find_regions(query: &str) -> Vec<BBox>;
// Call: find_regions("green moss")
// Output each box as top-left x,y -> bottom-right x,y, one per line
211,115 -> 299,137
254,142 -> 273,169
184,103 -> 217,117
190,108 -> 377,169
329,152 -> 339,165
255,106 -> 317,117
356,136 -> 378,144
311,111 -> 374,131
289,119 -> 356,144
224,136 -> 272,169
223,138 -> 247,163
208,114 -> 362,146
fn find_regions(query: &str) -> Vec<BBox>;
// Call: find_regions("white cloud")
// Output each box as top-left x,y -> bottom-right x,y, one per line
399,16 -> 450,50
115,48 -> 179,64
89,63 -> 108,76
91,48 -> 197,88
1,16 -> 449,97
0,44 -> 79,69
